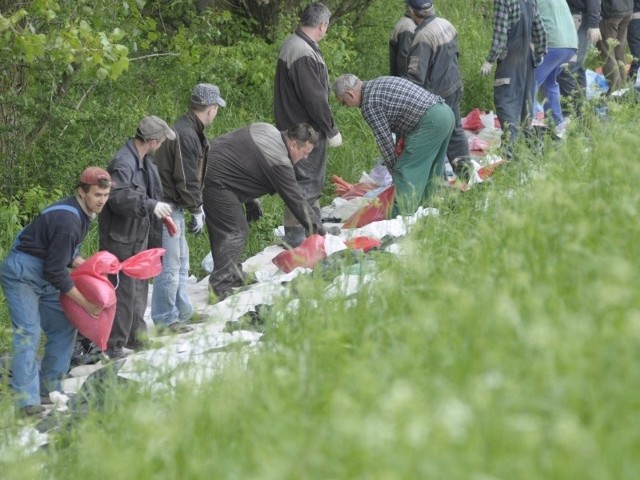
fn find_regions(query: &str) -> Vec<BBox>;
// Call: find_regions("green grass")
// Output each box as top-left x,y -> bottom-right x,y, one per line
2,2 -> 640,476
2,98 -> 639,479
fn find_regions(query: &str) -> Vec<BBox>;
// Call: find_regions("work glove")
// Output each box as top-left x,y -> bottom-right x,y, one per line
327,132 -> 343,148
587,27 -> 602,45
153,201 -> 172,219
244,199 -> 263,223
480,61 -> 493,76
188,211 -> 205,234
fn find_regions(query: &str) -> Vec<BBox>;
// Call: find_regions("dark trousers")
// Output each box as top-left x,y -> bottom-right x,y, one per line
443,88 -> 469,161
558,12 -> 589,98
284,138 -> 327,229
202,184 -> 249,297
104,239 -> 149,351
494,54 -> 535,146
628,17 -> 640,78
597,15 -> 632,92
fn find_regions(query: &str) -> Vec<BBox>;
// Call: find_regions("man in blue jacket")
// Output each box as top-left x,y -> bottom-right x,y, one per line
0,167 -> 111,417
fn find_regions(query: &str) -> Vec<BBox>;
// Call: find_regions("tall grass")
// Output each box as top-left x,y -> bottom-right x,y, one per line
3,96 -> 638,479
2,1 -> 640,477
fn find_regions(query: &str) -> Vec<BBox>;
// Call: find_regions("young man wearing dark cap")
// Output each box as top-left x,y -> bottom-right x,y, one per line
405,0 -> 471,181
0,166 -> 111,417
99,115 -> 175,359
151,84 -> 225,334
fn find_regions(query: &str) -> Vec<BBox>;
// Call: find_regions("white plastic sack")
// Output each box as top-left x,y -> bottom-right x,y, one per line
201,251 -> 214,273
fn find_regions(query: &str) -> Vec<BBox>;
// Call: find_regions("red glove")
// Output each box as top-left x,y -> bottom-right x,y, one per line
163,216 -> 178,237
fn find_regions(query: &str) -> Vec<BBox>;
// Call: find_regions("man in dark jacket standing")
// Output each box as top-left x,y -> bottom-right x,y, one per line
99,116 -> 175,359
203,123 -> 326,301
389,2 -> 416,77
151,84 -> 225,334
274,2 -> 341,248
405,0 -> 471,180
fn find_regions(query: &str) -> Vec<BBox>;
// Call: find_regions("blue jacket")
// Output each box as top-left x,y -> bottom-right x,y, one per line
15,196 -> 91,292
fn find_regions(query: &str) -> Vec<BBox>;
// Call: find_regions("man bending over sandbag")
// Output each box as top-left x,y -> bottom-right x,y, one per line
203,123 -> 326,301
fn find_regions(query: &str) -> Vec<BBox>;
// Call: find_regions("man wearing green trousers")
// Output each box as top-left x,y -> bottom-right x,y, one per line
332,74 -> 453,216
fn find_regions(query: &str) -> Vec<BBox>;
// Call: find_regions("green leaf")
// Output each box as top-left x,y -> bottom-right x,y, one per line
110,28 -> 126,42
108,56 -> 129,80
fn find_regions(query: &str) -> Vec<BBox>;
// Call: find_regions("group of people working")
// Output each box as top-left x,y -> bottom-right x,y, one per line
4,0 -> 638,418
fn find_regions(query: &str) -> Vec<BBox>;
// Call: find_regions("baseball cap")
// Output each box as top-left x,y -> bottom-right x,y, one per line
79,166 -> 111,186
137,115 -> 176,141
407,0 -> 433,9
191,83 -> 226,107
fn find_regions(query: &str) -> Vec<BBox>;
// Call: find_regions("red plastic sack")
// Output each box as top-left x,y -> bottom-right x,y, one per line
272,234 -> 326,273
345,236 -> 382,252
60,248 -> 166,351
477,160 -> 506,180
60,251 -> 120,351
120,247 -> 166,280
343,185 -> 395,228
462,108 -> 483,132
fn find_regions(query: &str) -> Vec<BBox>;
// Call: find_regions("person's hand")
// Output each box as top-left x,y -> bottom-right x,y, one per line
83,301 -> 103,318
70,256 -> 85,269
244,199 -> 263,222
327,132 -> 343,148
188,212 -> 205,234
315,224 -> 327,236
153,201 -> 172,219
480,61 -> 493,76
587,27 -> 602,44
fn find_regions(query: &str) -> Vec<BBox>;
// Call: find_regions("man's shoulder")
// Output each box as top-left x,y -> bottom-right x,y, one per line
391,16 -> 416,39
278,32 -> 317,63
109,141 -> 136,166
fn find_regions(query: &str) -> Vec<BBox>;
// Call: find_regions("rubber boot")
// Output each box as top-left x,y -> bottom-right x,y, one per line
450,156 -> 473,183
281,226 -> 306,249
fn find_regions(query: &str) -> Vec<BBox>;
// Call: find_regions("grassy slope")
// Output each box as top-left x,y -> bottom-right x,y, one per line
2,1 -> 640,477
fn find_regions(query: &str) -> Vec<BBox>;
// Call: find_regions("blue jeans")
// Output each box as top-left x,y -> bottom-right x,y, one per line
0,250 -> 76,408
150,209 -> 193,326
535,48 -> 577,125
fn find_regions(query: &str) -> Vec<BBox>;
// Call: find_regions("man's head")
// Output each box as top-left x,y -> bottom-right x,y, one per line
190,83 -> 226,126
406,0 -> 434,19
300,2 -> 331,42
136,115 -> 176,152
332,74 -> 363,108
77,166 -> 112,215
284,123 -> 320,164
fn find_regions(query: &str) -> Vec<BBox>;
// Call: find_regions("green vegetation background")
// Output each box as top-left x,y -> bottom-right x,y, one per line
1,1 -> 640,477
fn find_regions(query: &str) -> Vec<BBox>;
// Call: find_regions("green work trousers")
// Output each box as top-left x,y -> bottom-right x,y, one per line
392,102 -> 454,216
